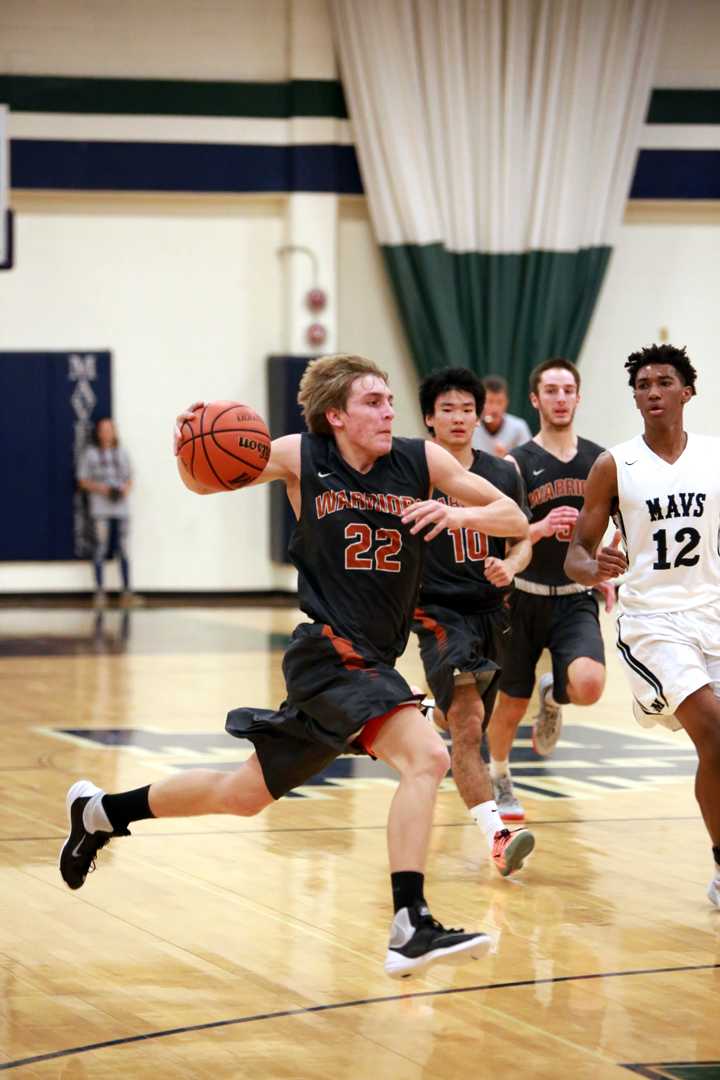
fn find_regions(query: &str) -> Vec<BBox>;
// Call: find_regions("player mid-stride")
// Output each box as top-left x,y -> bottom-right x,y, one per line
412,367 -> 535,871
565,344 -> 720,908
59,354 -> 529,978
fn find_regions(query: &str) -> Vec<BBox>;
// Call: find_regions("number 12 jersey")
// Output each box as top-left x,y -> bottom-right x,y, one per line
610,432 -> 720,614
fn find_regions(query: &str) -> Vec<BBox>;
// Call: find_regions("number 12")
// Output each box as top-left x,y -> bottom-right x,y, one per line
651,526 -> 700,570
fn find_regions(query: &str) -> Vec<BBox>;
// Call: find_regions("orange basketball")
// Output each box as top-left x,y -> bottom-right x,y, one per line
177,401 -> 271,492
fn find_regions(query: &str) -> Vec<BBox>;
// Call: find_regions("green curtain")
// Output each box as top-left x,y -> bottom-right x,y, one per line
332,0 -> 665,424
382,244 -> 612,425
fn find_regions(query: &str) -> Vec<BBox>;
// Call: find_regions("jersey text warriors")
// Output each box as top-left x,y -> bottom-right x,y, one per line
289,434 -> 429,663
511,437 -> 604,586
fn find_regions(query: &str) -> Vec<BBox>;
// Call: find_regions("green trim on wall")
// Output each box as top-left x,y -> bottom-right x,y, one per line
0,74 -> 348,119
647,89 -> 720,125
3,77 -> 718,128
382,243 -> 612,426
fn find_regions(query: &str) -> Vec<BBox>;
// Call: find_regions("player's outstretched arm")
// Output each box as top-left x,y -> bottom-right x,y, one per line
173,402 -> 301,495
404,442 -> 529,540
564,452 -> 626,586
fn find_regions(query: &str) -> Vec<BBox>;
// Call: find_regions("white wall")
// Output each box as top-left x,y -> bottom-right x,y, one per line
579,215 -> 720,449
337,200 -> 422,439
655,0 -> 720,87
0,193 -> 299,593
0,193 -> 422,594
0,0 -> 291,79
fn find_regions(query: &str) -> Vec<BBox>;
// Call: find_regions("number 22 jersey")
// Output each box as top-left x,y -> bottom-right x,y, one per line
610,432 -> 720,614
288,433 -> 429,664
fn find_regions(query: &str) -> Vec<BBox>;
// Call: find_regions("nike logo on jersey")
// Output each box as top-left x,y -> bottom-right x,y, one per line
625,460 -> 637,465
318,471 -> 333,478
532,469 -> 545,476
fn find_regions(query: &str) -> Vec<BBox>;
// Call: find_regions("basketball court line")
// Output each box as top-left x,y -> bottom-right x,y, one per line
2,962 -> 718,1073
2,812 -> 708,846
622,1064 -> 720,1079
0,814 -> 705,844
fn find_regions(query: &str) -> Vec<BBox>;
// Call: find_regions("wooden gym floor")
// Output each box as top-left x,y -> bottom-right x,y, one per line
0,603 -> 719,1078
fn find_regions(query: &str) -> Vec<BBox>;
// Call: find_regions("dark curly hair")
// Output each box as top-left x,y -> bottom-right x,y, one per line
419,367 -> 486,433
624,344 -> 697,395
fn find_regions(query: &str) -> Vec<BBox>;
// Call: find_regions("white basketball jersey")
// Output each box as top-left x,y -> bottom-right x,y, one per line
610,432 -> 720,614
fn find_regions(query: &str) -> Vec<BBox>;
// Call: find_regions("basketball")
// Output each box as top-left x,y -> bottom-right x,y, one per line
177,401 -> 271,492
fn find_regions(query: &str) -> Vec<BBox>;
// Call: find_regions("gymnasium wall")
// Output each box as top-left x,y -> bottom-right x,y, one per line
0,0 -> 718,594
580,0 -> 720,448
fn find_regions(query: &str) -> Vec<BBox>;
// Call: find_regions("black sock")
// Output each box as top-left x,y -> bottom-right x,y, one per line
713,845 -> 720,868
102,786 -> 155,831
391,871 -> 425,913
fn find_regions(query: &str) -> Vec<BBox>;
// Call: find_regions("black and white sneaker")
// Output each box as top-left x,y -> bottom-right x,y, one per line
59,780 -> 128,890
384,904 -> 490,979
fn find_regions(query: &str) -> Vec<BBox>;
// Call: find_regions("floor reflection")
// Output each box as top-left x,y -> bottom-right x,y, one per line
0,606 -> 294,656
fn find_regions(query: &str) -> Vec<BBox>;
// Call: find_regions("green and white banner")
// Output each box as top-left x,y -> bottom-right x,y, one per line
332,0 -> 667,422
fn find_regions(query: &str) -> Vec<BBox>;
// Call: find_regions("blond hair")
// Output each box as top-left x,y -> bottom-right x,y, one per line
297,354 -> 389,435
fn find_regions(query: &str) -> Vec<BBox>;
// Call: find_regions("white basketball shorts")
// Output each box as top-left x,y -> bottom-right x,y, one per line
616,598 -> 720,731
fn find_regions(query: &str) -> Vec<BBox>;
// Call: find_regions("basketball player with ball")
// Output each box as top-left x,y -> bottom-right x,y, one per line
565,344 -> 720,909
59,353 -> 529,978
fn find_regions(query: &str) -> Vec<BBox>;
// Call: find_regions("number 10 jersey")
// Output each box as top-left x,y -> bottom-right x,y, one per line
610,432 -> 720,614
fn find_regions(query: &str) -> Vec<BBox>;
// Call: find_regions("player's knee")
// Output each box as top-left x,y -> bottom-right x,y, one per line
419,738 -> 451,782
569,669 -> 605,705
694,717 -> 720,764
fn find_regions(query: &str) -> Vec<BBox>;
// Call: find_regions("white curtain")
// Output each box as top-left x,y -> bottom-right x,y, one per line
331,0 -> 667,253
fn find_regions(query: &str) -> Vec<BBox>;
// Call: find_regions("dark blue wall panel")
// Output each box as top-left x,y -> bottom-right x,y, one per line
0,351 -> 112,559
267,355 -> 310,565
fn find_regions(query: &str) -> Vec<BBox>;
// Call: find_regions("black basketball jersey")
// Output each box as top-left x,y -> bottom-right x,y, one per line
289,434 -> 430,664
511,436 -> 604,586
418,450 -> 529,612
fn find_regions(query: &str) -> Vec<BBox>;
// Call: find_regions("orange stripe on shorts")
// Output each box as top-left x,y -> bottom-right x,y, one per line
321,624 -> 366,670
413,606 -> 448,651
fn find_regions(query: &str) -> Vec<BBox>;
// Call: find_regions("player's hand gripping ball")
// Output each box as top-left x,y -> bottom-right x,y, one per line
177,402 -> 271,492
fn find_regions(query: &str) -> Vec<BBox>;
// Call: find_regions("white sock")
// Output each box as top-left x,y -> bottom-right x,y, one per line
470,800 -> 502,848
82,792 -> 113,833
490,758 -> 510,781
545,682 -> 559,708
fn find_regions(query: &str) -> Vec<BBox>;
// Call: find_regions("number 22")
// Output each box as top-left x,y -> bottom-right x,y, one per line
344,524 -> 402,572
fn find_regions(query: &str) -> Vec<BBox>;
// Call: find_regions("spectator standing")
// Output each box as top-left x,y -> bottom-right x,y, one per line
77,417 -> 136,607
472,375 -> 532,457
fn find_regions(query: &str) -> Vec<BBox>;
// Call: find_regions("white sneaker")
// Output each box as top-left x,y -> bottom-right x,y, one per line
58,780 -> 121,890
384,905 -> 490,979
708,878 -> 720,908
532,673 -> 562,757
493,775 -> 525,822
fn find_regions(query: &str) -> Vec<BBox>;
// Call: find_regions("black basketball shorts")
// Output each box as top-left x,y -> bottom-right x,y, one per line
498,589 -> 605,703
412,602 -> 508,721
225,621 -> 418,799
